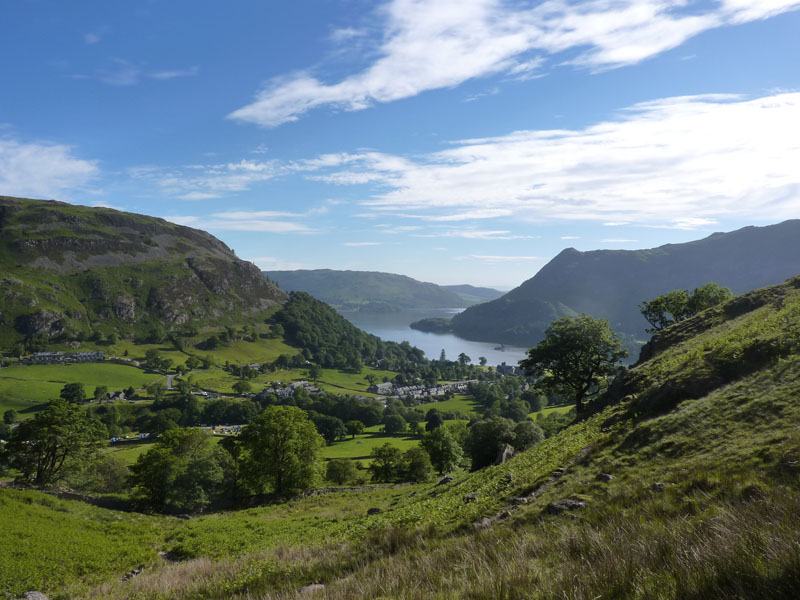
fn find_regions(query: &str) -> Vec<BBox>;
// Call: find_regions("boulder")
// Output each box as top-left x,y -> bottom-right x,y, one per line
463,493 -> 478,503
299,583 -> 325,595
510,497 -> 528,505
436,476 -> 454,486
595,473 -> 615,483
494,444 -> 515,465
367,507 -> 382,515
545,499 -> 585,514
472,517 -> 492,530
23,593 -> 49,600
651,482 -> 668,492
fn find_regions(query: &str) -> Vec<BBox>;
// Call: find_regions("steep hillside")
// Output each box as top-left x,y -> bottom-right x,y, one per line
0,196 -> 286,349
5,276 -> 800,599
263,269 -> 472,312
450,220 -> 800,348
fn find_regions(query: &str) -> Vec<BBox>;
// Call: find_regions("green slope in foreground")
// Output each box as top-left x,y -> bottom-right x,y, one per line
2,276 -> 800,599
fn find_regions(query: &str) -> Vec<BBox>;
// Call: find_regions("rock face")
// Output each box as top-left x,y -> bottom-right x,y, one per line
494,444 -> 515,465
0,196 -> 287,347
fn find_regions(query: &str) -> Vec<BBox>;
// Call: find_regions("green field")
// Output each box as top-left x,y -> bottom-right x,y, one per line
0,363 -> 163,415
321,424 -> 420,461
529,402 -> 573,418
187,366 -> 394,397
415,394 -> 482,417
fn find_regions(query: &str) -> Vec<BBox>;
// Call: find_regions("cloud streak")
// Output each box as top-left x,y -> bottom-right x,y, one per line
229,0 -> 800,127
309,92 -> 800,227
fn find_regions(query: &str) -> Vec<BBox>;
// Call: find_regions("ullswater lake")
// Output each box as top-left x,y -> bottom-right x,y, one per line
338,308 -> 528,367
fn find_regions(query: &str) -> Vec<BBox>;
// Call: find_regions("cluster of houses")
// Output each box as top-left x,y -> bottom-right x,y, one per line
25,351 -> 105,365
368,379 -> 478,400
496,362 -> 526,376
269,380 -> 322,398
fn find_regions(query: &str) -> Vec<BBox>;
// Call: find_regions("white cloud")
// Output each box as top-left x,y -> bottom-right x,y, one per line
308,92 -> 800,227
0,138 -> 98,198
229,0 -> 800,127
560,236 -> 580,240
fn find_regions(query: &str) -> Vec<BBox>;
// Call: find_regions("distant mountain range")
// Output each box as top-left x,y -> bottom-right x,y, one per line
0,196 -> 286,349
421,220 -> 800,349
263,269 -> 503,312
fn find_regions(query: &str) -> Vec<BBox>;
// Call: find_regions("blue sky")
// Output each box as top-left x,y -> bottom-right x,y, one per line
2,0 -> 799,289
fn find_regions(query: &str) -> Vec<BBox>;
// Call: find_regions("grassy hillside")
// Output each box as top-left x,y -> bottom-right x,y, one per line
0,196 -> 286,350
4,277 -> 799,599
450,219 -> 800,349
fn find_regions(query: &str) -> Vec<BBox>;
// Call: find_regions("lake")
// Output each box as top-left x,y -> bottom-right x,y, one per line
338,308 -> 528,367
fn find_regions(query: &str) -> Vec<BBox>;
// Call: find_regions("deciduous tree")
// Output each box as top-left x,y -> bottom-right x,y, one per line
520,314 -> 627,414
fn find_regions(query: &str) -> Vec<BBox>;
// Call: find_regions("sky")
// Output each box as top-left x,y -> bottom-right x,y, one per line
1,1 -> 799,289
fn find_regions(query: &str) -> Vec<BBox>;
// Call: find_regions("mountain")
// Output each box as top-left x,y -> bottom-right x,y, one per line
0,196 -> 286,349
448,220 -> 800,348
441,284 -> 504,305
262,269 -> 486,312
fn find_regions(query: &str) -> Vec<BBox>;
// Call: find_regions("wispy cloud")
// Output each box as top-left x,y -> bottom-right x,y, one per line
343,241 -> 382,246
305,92 -> 800,227
248,256 -> 313,270
229,0 -> 800,127
149,66 -> 199,80
163,214 -> 315,234
130,159 -> 282,199
470,254 -> 542,262
0,137 -> 98,198
560,236 -> 580,240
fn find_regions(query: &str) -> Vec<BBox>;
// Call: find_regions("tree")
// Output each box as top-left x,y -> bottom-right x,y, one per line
232,380 -> 252,396
3,409 -> 17,425
403,447 -> 433,482
60,382 -> 86,404
479,356 -> 487,366
368,443 -> 404,482
130,428 -> 227,512
425,408 -> 445,431
383,413 -> 407,434
308,364 -> 323,384
457,352 -> 471,365
639,283 -> 733,333
2,399 -> 104,485
326,458 -> 357,485
520,314 -> 627,414
345,420 -> 365,439
687,282 -> 733,314
421,426 -> 464,475
239,406 -> 323,497
315,415 -> 347,445
93,386 -> 108,403
513,420 -> 544,451
464,417 -> 515,470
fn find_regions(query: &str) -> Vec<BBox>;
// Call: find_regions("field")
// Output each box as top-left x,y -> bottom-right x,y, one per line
0,363 -> 163,415
415,394 -> 482,417
320,424 -> 420,461
187,366 -> 393,397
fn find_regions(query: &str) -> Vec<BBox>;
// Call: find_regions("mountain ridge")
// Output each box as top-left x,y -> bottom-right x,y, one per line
0,196 -> 287,349
449,220 -> 800,348
263,268 -> 502,312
